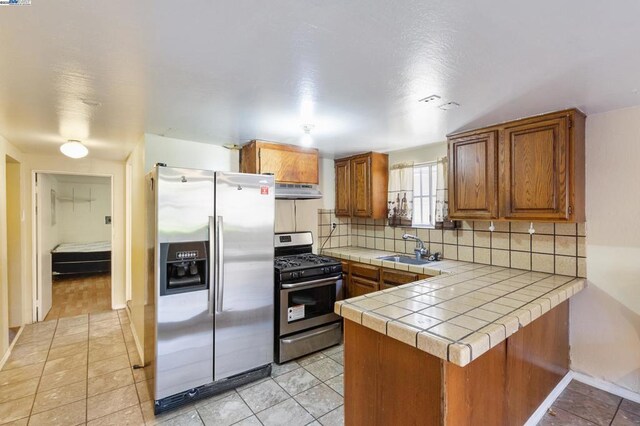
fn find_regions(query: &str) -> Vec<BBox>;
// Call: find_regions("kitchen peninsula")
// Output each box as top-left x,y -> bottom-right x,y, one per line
331,247 -> 585,425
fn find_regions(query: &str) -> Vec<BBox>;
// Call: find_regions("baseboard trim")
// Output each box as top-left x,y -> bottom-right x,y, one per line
112,303 -> 127,310
0,326 -> 24,370
523,371 -> 574,426
125,307 -> 144,364
523,370 -> 640,425
572,371 -> 640,404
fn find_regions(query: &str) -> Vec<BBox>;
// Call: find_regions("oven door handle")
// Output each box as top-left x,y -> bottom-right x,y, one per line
280,322 -> 342,344
281,275 -> 341,289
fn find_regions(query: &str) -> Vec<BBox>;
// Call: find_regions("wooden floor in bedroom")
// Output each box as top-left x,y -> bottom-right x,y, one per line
45,273 -> 112,321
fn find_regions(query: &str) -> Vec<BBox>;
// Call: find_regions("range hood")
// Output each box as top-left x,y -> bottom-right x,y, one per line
274,183 -> 323,200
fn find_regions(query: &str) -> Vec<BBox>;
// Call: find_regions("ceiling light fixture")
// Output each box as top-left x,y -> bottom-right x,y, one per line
222,143 -> 242,150
301,124 -> 315,147
438,102 -> 460,111
81,98 -> 102,107
418,94 -> 441,103
60,140 -> 89,159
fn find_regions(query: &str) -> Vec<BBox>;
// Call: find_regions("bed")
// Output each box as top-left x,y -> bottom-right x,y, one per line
51,241 -> 111,275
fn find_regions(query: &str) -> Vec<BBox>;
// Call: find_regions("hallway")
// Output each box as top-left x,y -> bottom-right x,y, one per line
45,273 -> 111,321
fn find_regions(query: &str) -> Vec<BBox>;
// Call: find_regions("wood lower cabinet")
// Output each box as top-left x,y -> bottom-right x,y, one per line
334,152 -> 388,219
381,269 -> 430,289
350,276 -> 379,297
349,262 -> 380,297
240,140 -> 319,184
344,301 -> 570,425
448,131 -> 498,220
448,109 -> 585,222
338,259 -> 432,297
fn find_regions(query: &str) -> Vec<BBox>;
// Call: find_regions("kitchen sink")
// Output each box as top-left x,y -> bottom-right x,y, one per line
377,255 -> 432,265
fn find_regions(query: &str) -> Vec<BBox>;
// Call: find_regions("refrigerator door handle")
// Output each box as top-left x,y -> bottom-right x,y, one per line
215,215 -> 225,313
208,216 -> 215,316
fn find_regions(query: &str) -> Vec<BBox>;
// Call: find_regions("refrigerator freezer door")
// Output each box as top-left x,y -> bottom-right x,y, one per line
157,167 -> 215,244
213,172 -> 275,381
155,167 -> 215,400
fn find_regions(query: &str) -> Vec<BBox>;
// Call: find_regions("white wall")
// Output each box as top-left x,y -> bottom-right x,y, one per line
26,154 -> 126,310
570,106 -> 640,393
144,134 -> 238,173
0,136 -> 26,360
6,160 -> 22,327
56,180 -> 111,243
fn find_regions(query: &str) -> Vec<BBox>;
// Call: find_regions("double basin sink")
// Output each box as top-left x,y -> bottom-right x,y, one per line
377,254 -> 435,266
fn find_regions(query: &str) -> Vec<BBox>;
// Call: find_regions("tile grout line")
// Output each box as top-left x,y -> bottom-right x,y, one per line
27,317 -> 59,422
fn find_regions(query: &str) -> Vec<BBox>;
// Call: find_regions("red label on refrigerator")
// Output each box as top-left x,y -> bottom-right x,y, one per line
260,186 -> 269,195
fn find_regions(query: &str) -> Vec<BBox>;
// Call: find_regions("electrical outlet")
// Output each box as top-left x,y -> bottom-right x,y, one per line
105,216 -> 112,225
331,222 -> 337,230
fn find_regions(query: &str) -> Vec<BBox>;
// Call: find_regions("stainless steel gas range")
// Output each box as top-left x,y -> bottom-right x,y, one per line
274,232 -> 343,363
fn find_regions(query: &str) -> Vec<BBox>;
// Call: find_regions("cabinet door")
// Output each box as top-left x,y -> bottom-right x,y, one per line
448,132 -> 498,219
351,155 -> 372,217
501,117 -> 569,220
258,146 -> 319,184
349,276 -> 379,297
351,263 -> 380,281
335,159 -> 351,216
382,269 -> 419,286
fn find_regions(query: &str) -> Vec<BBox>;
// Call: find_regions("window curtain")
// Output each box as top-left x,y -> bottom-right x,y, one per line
387,162 -> 413,227
434,157 -> 449,223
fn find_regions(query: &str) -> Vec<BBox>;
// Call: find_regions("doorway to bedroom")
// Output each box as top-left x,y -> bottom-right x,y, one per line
33,172 -> 113,321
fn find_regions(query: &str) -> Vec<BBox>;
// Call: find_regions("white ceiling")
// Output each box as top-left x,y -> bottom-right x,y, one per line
1,1 -> 640,161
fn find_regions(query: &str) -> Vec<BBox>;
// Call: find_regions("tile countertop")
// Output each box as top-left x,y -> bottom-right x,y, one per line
328,247 -> 586,367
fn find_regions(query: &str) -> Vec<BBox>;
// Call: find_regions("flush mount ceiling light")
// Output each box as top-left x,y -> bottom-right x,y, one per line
418,94 -> 441,103
81,98 -> 102,107
301,124 -> 315,146
439,102 -> 460,111
60,140 -> 89,159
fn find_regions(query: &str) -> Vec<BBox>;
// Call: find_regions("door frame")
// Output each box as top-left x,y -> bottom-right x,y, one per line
31,170 -> 114,322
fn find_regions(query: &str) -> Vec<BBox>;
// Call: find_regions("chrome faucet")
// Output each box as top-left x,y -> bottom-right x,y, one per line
402,233 -> 429,260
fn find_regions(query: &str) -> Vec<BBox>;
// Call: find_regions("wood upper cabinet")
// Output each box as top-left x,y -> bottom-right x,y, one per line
240,140 -> 319,184
448,132 -> 498,220
448,109 -> 585,222
335,159 -> 351,216
334,152 -> 388,219
351,155 -> 372,217
501,116 -> 571,220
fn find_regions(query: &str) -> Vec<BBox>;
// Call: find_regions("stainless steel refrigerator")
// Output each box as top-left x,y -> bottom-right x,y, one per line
145,165 -> 275,413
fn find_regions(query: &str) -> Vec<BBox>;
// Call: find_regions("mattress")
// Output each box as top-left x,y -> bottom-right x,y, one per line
52,241 -> 111,253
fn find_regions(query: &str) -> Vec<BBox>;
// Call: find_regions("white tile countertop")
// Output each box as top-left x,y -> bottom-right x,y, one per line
329,247 -> 586,367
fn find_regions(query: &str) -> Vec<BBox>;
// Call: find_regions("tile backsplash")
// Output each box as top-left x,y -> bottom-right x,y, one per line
317,209 -> 586,277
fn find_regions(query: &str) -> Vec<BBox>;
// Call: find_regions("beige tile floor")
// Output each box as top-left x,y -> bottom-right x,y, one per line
2,309 -> 635,426
0,310 -> 344,425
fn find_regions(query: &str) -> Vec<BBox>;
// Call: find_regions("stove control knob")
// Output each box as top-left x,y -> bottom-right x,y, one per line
291,272 -> 299,279
332,266 -> 338,272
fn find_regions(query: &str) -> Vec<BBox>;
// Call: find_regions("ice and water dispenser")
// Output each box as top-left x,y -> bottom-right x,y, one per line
159,241 -> 209,295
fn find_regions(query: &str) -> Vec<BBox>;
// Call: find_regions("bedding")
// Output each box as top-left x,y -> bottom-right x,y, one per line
51,241 -> 111,275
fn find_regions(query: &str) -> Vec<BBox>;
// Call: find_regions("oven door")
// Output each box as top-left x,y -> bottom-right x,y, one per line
279,275 -> 343,336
